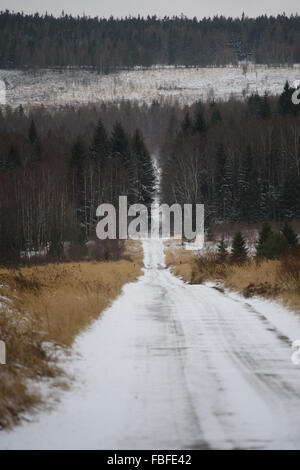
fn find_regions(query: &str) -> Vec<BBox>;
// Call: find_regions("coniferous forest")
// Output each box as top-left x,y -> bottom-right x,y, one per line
0,81 -> 300,263
0,11 -> 300,69
161,83 -> 300,225
0,105 -> 156,264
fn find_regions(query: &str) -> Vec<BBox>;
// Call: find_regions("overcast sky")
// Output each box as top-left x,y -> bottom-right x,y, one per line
0,0 -> 298,19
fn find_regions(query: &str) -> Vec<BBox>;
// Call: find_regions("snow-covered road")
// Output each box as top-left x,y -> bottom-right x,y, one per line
1,237 -> 300,449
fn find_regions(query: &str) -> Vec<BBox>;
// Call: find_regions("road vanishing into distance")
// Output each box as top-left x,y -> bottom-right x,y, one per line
1,234 -> 300,449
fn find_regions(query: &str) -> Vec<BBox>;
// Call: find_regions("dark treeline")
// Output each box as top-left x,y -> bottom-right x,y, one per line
1,82 -> 300,264
161,82 -> 300,226
0,104 -> 157,264
1,11 -> 300,69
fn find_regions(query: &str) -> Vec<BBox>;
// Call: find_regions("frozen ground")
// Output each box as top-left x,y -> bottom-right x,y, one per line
0,64 -> 300,107
1,235 -> 300,449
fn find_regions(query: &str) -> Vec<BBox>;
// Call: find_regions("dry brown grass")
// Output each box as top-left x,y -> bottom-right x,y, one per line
224,259 -> 281,298
0,240 -> 143,428
165,241 -> 230,284
165,243 -> 300,314
164,240 -> 196,282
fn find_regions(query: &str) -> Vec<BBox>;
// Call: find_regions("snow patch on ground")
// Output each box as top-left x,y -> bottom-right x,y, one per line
220,285 -> 300,345
0,65 -> 299,107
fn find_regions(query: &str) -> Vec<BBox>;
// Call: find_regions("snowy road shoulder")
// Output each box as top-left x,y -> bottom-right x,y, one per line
206,281 -> 300,348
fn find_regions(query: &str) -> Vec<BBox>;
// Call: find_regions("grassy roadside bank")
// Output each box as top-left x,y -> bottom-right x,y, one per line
165,241 -> 300,314
0,240 -> 143,428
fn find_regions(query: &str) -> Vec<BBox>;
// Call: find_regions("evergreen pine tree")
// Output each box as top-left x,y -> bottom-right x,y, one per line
215,143 -> 226,192
70,138 -> 86,171
247,93 -> 262,117
277,81 -> 299,115
193,102 -> 207,134
131,129 -> 155,205
70,138 -> 86,233
28,119 -> 37,144
278,81 -> 291,115
6,144 -> 21,169
281,221 -> 298,247
181,112 -> 192,135
231,231 -> 248,263
259,93 -> 271,119
206,225 -> 214,241
90,118 -> 110,167
210,102 -> 222,125
238,146 -> 258,223
218,151 -> 233,222
28,118 -> 42,162
111,121 -> 130,165
217,235 -> 227,261
236,156 -> 249,222
48,228 -> 64,259
258,176 -> 269,221
261,232 -> 289,259
18,104 -> 24,117
280,174 -> 300,220
256,221 -> 272,257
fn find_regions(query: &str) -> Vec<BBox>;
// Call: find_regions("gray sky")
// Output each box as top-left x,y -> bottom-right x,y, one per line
0,0 -> 298,19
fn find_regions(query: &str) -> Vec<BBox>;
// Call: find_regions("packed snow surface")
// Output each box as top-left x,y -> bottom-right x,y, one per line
1,235 -> 300,449
0,64 -> 300,107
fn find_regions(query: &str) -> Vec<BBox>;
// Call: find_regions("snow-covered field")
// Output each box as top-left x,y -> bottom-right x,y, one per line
0,64 -> 300,107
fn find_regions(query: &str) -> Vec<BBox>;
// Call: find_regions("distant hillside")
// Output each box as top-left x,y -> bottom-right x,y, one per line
0,11 -> 300,70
